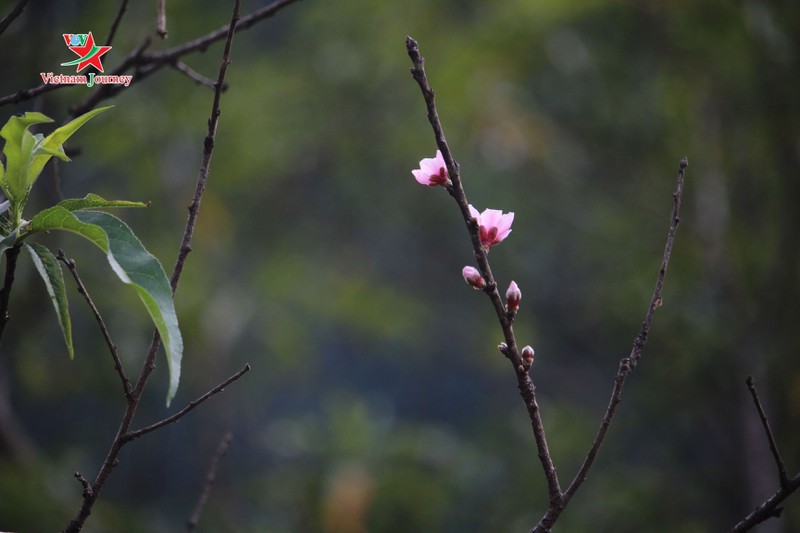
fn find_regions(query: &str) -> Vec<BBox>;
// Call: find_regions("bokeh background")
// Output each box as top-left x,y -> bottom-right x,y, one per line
1,0 -> 799,531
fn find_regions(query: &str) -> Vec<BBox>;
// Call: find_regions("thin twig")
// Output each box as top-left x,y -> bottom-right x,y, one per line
531,159 -> 687,533
172,60 -> 223,90
105,0 -> 130,46
0,0 -> 303,110
186,432 -> 234,532
406,35 -> 563,507
745,376 -> 789,488
0,0 -> 30,38
157,0 -> 168,39
62,2 -> 244,531
56,250 -> 132,399
0,245 -> 21,349
123,365 -> 249,443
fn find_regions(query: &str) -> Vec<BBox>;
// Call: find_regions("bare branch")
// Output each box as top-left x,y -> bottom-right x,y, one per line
123,365 -> 249,443
406,35 -> 562,506
105,0 -> 131,46
745,376 -> 789,487
172,61 -> 223,90
186,432 -> 234,532
0,0 -> 302,110
0,245 -> 21,349
157,0 -> 168,39
0,0 -> 30,38
531,158 -> 688,532
57,250 -> 132,399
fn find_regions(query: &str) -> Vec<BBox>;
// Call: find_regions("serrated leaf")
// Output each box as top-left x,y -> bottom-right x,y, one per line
24,242 -> 73,359
58,193 -> 148,212
28,207 -> 183,405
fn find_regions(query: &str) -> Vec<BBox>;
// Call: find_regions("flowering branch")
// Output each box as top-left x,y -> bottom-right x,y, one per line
406,35 -> 562,506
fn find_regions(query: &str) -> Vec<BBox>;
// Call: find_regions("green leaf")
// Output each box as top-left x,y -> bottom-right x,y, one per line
27,106 -> 113,189
28,207 -> 183,405
24,242 -> 73,359
58,193 -> 149,212
0,112 -> 54,202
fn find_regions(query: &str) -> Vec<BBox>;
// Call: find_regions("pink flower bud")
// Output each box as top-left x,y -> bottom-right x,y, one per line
468,204 -> 514,249
412,150 -> 451,187
462,266 -> 485,290
521,345 -> 534,365
505,280 -> 521,312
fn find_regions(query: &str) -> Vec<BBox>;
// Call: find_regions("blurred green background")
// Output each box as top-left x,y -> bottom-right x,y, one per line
1,0 -> 799,531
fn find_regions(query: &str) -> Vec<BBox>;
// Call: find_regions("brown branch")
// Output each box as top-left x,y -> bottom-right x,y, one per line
0,0 -> 302,110
157,0 -> 168,39
172,61 -> 223,90
0,245 -> 21,349
0,0 -> 30,37
62,2 -> 243,531
186,431 -> 234,532
56,250 -> 132,399
105,0 -> 130,46
123,365 -> 249,443
729,378 -> 800,531
745,376 -> 789,488
532,158 -> 687,533
406,35 -> 562,507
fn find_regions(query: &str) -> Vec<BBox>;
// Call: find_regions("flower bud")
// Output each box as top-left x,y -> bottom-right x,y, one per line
521,345 -> 534,365
505,280 -> 521,312
462,266 -> 485,290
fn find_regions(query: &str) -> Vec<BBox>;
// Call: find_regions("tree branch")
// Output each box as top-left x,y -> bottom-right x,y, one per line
406,35 -> 562,506
0,245 -> 21,349
745,376 -> 789,488
0,0 -> 30,38
533,158 -> 687,533
62,2 -> 244,530
57,250 -> 132,399
157,0 -> 168,39
186,431 -> 234,532
122,365 -> 249,443
0,0 -> 303,110
105,0 -> 131,46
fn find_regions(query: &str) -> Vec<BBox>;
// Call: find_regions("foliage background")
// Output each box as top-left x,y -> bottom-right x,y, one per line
1,0 -> 798,531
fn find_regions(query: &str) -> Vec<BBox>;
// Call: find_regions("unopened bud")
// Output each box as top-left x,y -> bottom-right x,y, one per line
506,280 -> 521,312
462,266 -> 485,290
521,345 -> 535,365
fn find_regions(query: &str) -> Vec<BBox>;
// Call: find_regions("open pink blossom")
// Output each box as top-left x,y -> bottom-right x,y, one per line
468,205 -> 514,249
412,150 -> 450,187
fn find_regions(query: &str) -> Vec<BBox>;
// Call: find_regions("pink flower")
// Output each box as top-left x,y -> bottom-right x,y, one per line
412,150 -> 450,187
468,205 -> 514,249
462,266 -> 485,290
506,280 -> 521,312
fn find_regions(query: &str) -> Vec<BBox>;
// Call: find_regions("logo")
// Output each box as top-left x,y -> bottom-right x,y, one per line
61,32 -> 111,73
39,32 -> 133,88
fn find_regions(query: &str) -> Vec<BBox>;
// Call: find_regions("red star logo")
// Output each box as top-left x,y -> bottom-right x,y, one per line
61,32 -> 112,73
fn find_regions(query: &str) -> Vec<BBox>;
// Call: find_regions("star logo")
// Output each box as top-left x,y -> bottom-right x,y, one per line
61,32 -> 112,73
